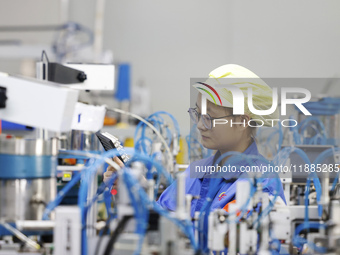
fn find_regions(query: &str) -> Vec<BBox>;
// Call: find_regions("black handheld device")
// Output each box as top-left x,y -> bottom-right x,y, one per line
95,132 -> 129,163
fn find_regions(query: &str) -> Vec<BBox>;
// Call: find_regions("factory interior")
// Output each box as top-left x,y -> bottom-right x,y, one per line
1,1 -> 340,254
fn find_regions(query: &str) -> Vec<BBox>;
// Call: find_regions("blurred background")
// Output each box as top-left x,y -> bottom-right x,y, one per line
1,0 -> 340,128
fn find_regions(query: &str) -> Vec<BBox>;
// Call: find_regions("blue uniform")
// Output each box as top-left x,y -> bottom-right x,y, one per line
157,142 -> 286,217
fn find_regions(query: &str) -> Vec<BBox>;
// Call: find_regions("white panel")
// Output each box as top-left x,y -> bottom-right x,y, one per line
0,74 -> 79,132
64,64 -> 115,91
71,102 -> 106,132
54,206 -> 81,255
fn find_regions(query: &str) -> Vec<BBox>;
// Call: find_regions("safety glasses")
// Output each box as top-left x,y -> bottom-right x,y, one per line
188,108 -> 233,130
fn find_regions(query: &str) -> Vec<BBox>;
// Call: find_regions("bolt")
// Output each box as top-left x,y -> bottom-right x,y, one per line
77,72 -> 87,82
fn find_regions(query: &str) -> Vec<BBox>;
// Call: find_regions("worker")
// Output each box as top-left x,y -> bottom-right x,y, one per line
156,64 -> 286,215
104,64 -> 286,215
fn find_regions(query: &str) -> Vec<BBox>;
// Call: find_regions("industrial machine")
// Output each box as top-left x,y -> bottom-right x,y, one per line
1,64 -> 340,255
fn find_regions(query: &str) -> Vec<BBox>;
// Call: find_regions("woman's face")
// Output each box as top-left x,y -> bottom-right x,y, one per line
195,93 -> 250,153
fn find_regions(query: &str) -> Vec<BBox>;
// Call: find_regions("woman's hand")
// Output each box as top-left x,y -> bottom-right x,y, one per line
103,156 -> 124,185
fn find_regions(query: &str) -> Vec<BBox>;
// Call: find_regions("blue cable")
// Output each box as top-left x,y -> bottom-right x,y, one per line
103,189 -> 114,221
166,126 -> 173,146
78,157 -> 98,255
79,148 -> 171,255
293,222 -> 327,253
84,173 -> 118,214
313,147 -> 340,191
299,117 -> 327,145
42,171 -> 82,220
198,176 -> 256,252
274,147 -> 323,217
49,149 -> 173,255
288,116 -> 302,145
122,170 -> 149,255
135,137 -> 152,155
196,151 -> 263,252
217,153 -> 282,224
134,111 -> 180,159
198,178 -> 224,252
134,117 -> 156,156
313,147 -> 340,165
331,172 -> 340,191
148,111 -> 181,139
252,177 -> 281,227
122,169 -> 198,254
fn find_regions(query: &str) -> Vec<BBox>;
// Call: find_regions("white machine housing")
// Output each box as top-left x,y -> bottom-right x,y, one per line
64,63 -> 115,91
0,73 -> 79,132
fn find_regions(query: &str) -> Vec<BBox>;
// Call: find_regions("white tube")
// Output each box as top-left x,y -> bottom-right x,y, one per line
107,107 -> 174,174
176,172 -> 186,220
16,220 -> 55,231
1,222 -> 40,250
321,170 -> 330,205
228,203 -> 237,255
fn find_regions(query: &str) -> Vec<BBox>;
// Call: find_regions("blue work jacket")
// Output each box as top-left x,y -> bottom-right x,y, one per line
157,142 -> 286,217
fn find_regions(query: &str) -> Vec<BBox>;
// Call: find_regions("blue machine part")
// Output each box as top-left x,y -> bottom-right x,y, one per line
115,63 -> 131,101
1,120 -> 34,131
0,154 -> 56,179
